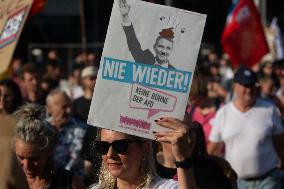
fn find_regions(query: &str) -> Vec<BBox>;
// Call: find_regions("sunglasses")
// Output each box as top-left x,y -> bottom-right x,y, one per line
94,139 -> 144,155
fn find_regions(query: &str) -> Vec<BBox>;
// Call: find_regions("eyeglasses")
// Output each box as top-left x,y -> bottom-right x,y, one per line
94,139 -> 144,155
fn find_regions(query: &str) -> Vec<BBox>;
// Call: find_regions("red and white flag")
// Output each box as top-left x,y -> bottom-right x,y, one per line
221,0 -> 269,68
30,0 -> 48,16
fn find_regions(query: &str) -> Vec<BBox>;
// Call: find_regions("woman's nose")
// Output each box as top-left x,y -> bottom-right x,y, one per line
106,146 -> 117,158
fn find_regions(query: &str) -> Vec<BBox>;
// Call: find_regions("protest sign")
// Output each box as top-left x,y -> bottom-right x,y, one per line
0,0 -> 33,74
88,0 -> 206,139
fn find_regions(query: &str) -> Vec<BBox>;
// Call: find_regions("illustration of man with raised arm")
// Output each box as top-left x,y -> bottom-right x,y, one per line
119,0 -> 175,69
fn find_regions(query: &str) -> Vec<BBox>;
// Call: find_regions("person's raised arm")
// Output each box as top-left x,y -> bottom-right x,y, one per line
118,0 -> 155,64
119,0 -> 131,25
154,117 -> 197,189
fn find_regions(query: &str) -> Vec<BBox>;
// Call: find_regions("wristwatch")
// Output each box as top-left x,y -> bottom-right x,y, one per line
175,157 -> 193,169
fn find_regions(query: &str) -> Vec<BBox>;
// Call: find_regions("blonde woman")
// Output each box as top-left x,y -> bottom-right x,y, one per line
89,117 -> 196,189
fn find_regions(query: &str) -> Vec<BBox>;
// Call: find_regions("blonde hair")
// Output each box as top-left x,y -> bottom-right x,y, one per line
93,130 -> 157,189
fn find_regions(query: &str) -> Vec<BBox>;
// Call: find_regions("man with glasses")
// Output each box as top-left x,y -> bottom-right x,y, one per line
208,66 -> 284,189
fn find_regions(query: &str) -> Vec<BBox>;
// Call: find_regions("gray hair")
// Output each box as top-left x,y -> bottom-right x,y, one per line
46,89 -> 70,105
14,103 -> 56,151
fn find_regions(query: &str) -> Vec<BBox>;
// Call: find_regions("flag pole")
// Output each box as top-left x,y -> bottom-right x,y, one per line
259,0 -> 267,26
79,0 -> 87,54
254,0 -> 266,25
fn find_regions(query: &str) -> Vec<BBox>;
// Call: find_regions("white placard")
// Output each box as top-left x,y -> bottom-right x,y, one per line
88,0 -> 206,139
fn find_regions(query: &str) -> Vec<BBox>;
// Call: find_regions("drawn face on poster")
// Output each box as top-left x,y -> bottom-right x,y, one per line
88,0 -> 206,139
154,36 -> 173,65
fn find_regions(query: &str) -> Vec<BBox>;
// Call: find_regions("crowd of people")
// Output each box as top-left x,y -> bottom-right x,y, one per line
1,46 -> 284,189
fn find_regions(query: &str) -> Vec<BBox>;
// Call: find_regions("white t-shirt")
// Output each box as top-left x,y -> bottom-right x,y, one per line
209,99 -> 284,179
88,177 -> 178,189
149,177 -> 178,189
59,80 -> 84,100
